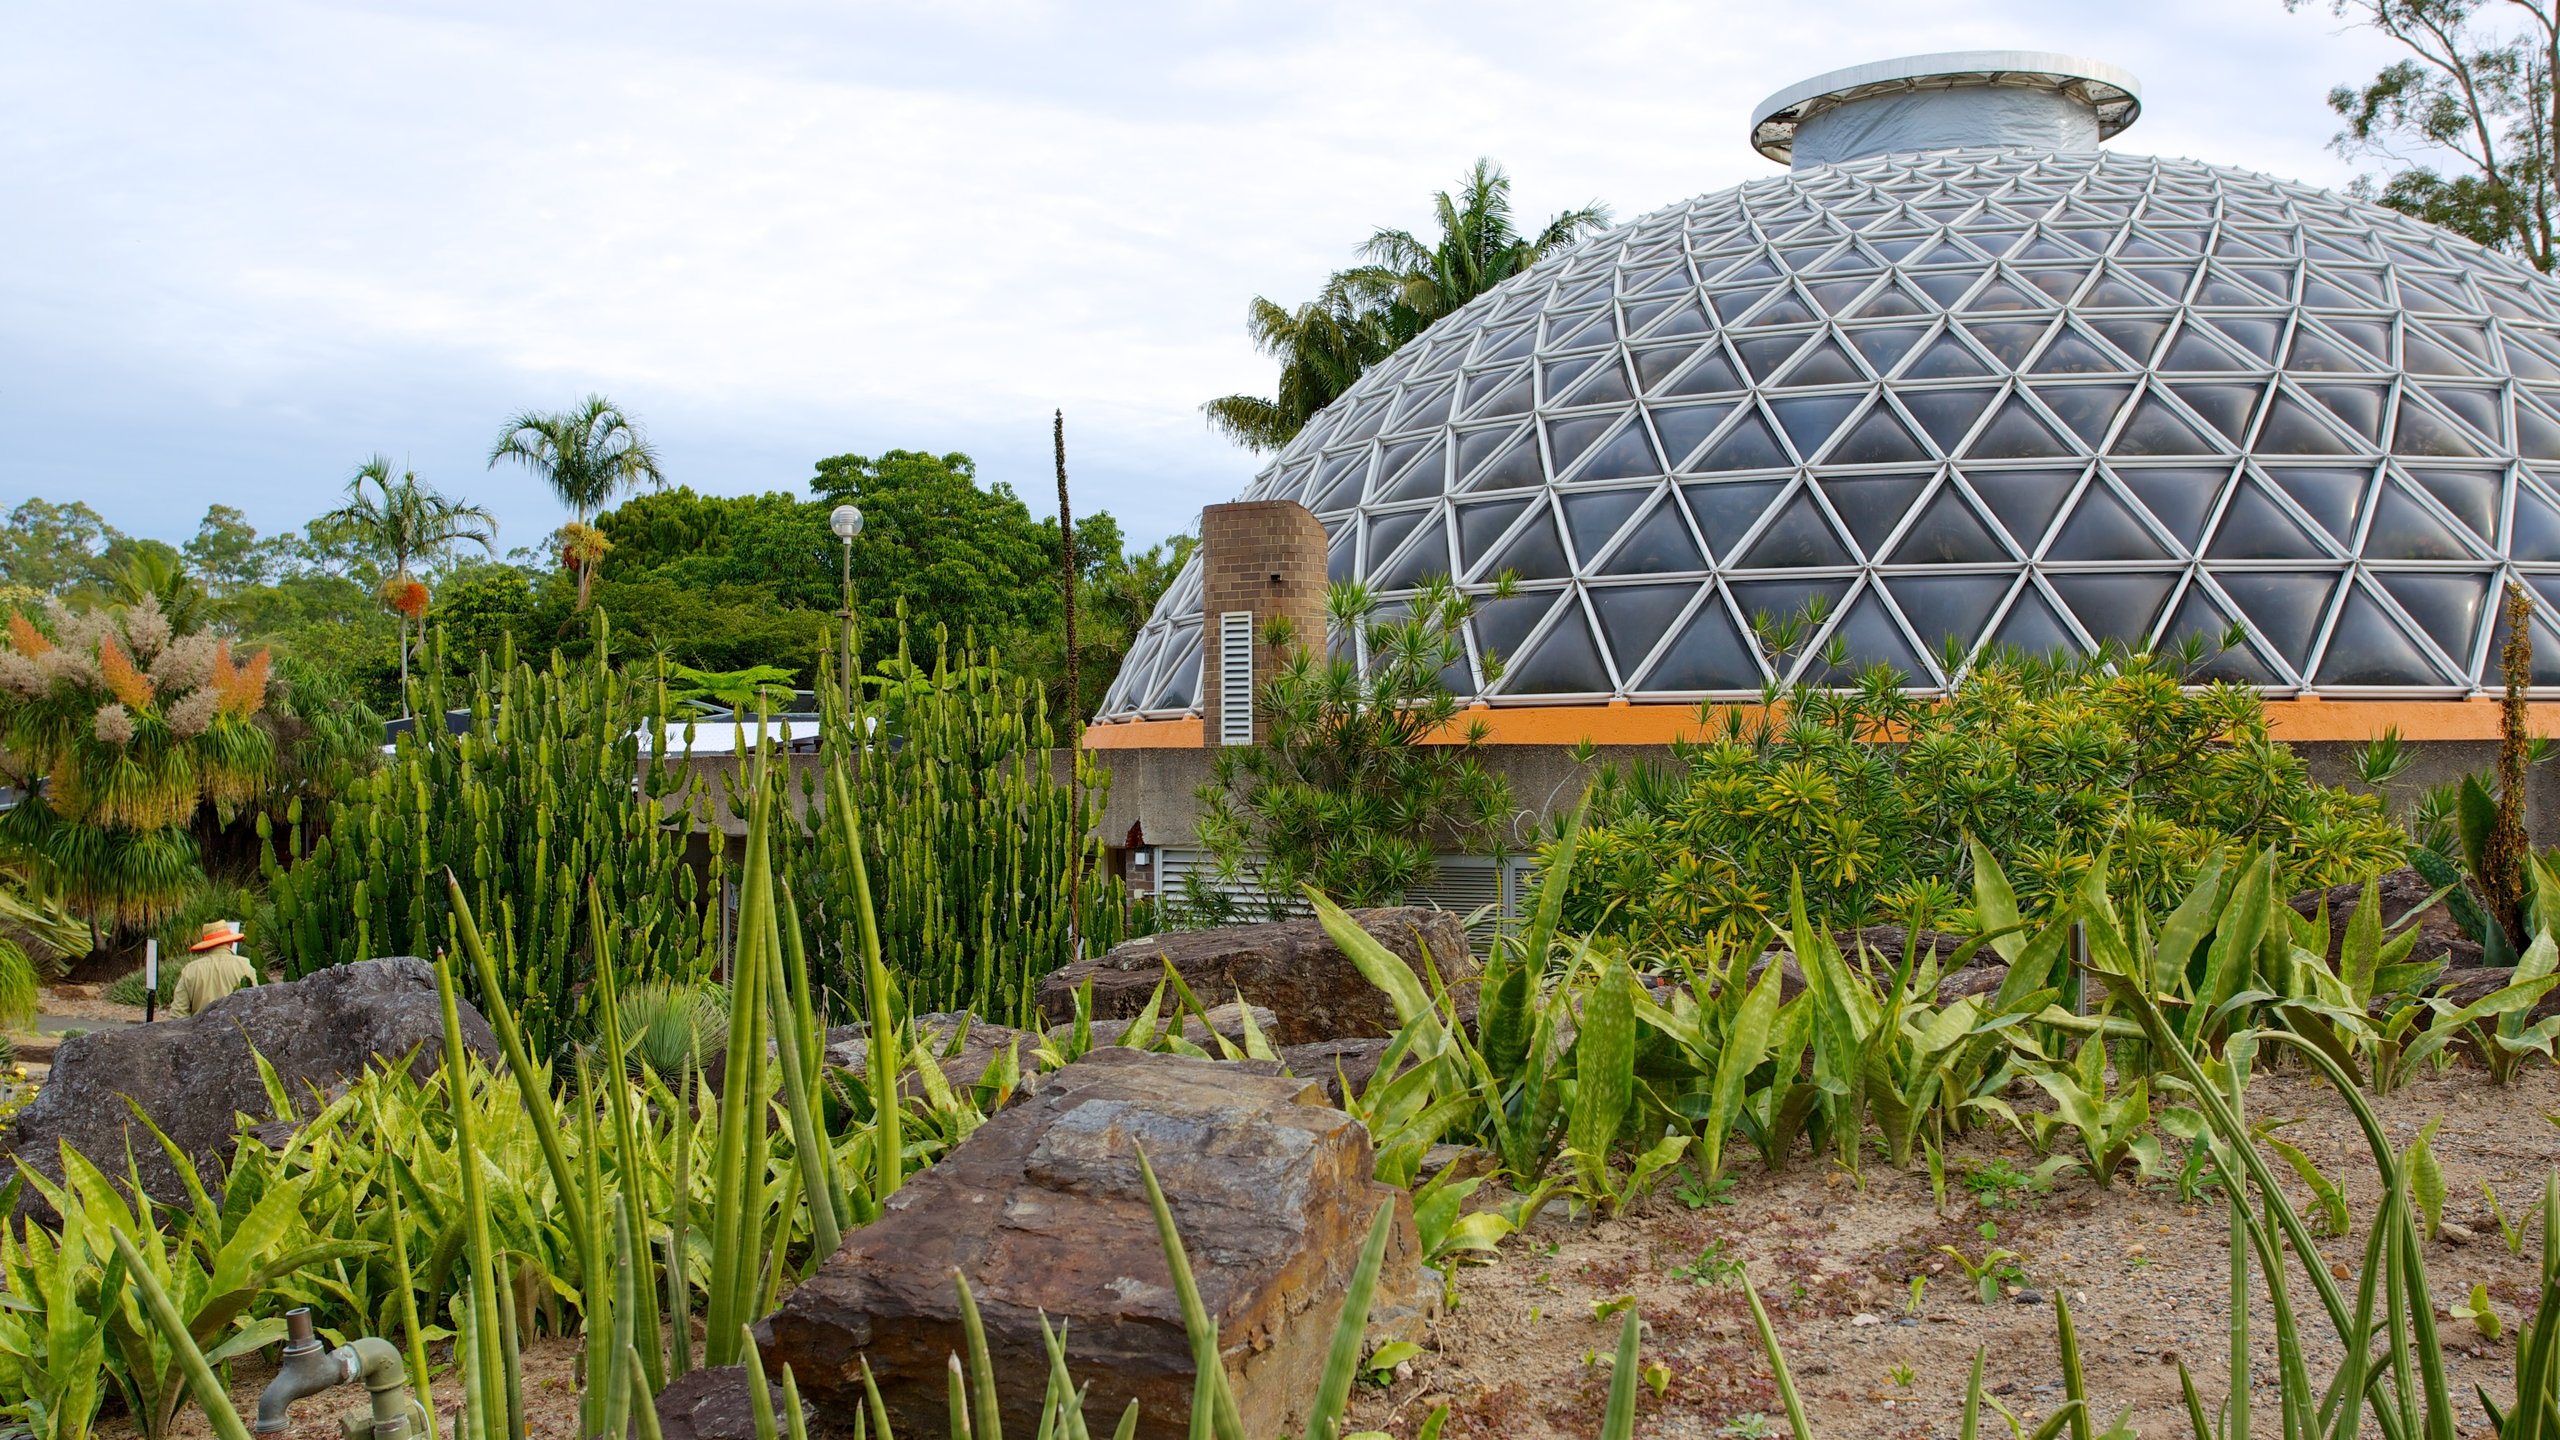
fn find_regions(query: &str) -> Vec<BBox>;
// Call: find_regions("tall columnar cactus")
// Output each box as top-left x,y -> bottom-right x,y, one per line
262,617 -> 718,1055
784,622 -> 1130,1027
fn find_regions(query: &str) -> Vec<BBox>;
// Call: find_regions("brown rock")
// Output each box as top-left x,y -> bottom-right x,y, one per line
653,1366 -> 787,1440
1279,1037 -> 1398,1105
823,1013 -> 1041,1104
2292,867 -> 2482,969
1059,1002 -> 1279,1053
1036,909 -> 1473,1047
756,1047 -> 1421,1440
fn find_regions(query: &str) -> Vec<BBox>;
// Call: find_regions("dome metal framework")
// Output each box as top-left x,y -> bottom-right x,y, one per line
1098,145 -> 2560,725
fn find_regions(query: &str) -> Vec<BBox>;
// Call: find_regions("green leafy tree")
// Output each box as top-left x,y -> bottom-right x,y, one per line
0,499 -> 125,596
180,505 -> 275,598
322,458 -> 500,709
1196,575 -> 1514,906
1205,159 -> 1611,451
809,450 -> 1060,645
2291,0 -> 2560,269
103,544 -> 210,638
488,396 -> 665,609
425,561 -> 540,670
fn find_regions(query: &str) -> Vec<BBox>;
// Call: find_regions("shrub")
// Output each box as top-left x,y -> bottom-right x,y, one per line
1554,645 -> 2404,945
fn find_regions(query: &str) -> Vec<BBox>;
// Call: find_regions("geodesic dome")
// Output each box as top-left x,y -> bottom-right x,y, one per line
1096,53 -> 2560,724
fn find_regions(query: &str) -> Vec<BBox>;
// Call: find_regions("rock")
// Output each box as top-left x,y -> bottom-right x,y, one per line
1,958 -> 501,1218
1834,927 -> 1973,968
2014,1289 -> 2045,1305
1935,962 -> 2010,1003
1035,909 -> 1474,1047
756,1047 -> 1423,1440
653,1366 -> 787,1440
1279,1037 -> 1398,1105
2293,867 -> 2483,969
824,1013 -> 1042,1104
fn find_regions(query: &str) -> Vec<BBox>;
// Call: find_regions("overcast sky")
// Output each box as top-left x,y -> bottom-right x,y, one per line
2,1 -> 2414,556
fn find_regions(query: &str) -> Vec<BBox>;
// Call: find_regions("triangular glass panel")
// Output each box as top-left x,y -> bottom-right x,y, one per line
1571,423 -> 1664,482
1375,437 -> 1450,503
1649,402 -> 1737,470
1544,413 -> 1619,474
1845,324 -> 1930,371
2049,481 -> 2174,561
1770,393 -> 1866,459
2259,465 -> 2372,549
1965,467 -> 2084,550
2050,572 -> 2180,649
1695,407 -> 1791,472
1457,424 -> 1543,492
2171,382 -> 2268,443
1502,608 -> 1613,694
1477,321 -> 1538,364
2518,400 -> 2560,461
2029,325 -> 2125,375
1549,310 -> 1618,352
2208,480 -> 2330,560
1775,335 -> 1866,387
1681,479 -> 1788,559
1456,497 -> 1536,573
1888,573 -> 2014,656
1888,485 -> 2010,564
1308,450 -> 1371,512
1734,331 -> 1813,383
1828,401 -> 1931,465
1806,279 -> 1876,316
2361,481 -> 2480,560
1908,237 -> 1979,267
2513,479 -> 2560,561
1986,584 -> 2080,660
2161,585 -> 2285,684
1597,495 -> 1708,576
1805,587 -> 1928,684
1657,347 -> 1745,399
2109,390 -> 2218,458
1743,290 -> 1816,327
1964,320 -> 2052,368
1961,276 -> 2047,313
1631,342 -> 1705,394
1966,392 -> 2077,459
2116,465 -> 2229,551
1363,508 -> 1425,571
2485,590 -> 2560,685
1709,284 -> 1780,324
2399,326 -> 2478,377
2036,384 -> 2136,448
1483,508 -> 1570,581
1904,329 -> 1994,379
2256,390 -> 2360,455
1373,516 -> 1454,590
1327,528 -> 1357,583
1736,484 -> 1854,569
1591,583 -> 1698,677
2217,570 -> 2341,665
1821,473 -> 1932,557
1641,596 -> 1763,692
2088,313 -> 2172,367
2284,325 -> 2374,375
1560,356 -> 1634,408
1558,486 -> 1648,563
1914,271 -> 1983,308
1463,369 -> 1535,420
2314,583 -> 2448,686
1470,591 -> 1559,667
2507,335 -> 2560,382
1642,301 -> 1713,341
1388,381 -> 1456,432
2161,324 -> 2249,372
1848,280 -> 1934,319
2391,397 -> 2487,457
2378,571 -> 2492,665
2405,466 -> 2504,545
2204,315 -> 2286,363
2020,266 -> 2095,303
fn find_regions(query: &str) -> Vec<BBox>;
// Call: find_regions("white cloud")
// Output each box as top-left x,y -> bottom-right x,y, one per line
0,0 -> 2423,551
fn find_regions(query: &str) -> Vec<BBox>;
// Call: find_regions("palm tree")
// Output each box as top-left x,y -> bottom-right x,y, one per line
323,458 -> 499,709
487,395 -> 666,609
1342,158 -> 1612,340
1202,291 -> 1396,451
1204,160 -> 1611,453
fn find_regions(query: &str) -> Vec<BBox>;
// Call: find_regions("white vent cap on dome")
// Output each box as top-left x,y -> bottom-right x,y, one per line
1752,50 -> 2141,169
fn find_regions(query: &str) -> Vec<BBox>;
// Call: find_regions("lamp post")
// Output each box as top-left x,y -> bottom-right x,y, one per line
829,502 -> 863,726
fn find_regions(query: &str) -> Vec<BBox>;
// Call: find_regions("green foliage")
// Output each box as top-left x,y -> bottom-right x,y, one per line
1555,646 -> 2405,945
1198,577 -> 1514,907
808,451 -> 1062,645
261,619 -> 719,1056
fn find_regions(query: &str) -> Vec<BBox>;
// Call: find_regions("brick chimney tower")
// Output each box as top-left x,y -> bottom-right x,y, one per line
1197,500 -> 1329,747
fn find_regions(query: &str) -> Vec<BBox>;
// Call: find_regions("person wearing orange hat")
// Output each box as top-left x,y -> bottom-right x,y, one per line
170,919 -> 261,1017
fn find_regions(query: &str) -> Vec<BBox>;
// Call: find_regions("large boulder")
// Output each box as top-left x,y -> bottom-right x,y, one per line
1036,909 -> 1473,1046
1,958 -> 501,1215
756,1047 -> 1422,1440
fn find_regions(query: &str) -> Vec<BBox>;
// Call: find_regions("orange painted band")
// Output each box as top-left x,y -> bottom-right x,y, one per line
1082,699 -> 2551,749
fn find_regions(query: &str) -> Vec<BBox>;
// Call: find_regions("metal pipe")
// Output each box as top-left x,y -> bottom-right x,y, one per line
257,1309 -> 352,1434
254,1307 -> 429,1440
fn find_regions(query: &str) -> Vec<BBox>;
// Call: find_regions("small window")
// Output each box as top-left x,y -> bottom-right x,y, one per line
1218,612 -> 1255,746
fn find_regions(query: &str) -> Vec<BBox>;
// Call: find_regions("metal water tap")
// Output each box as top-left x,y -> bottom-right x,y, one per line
253,1308 -> 429,1440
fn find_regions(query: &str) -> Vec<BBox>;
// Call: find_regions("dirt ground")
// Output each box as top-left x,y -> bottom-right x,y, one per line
1348,1064 -> 2560,1440
92,1065 -> 2560,1440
